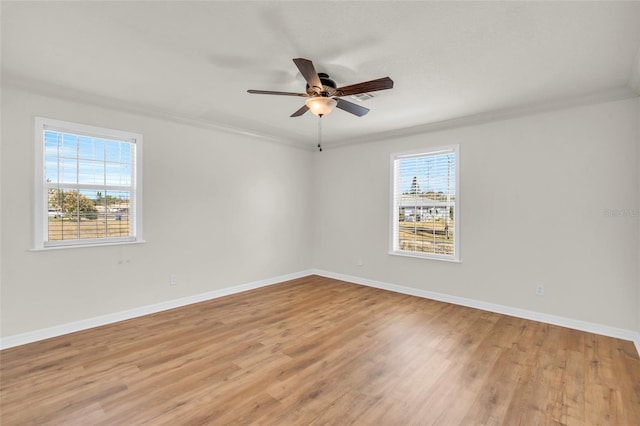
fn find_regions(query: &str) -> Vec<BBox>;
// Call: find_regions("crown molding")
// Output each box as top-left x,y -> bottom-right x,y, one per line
3,72 -> 637,153
1,72 -> 317,151
324,87 -> 640,149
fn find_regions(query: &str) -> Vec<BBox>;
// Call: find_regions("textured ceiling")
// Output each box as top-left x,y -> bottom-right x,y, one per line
2,1 -> 640,149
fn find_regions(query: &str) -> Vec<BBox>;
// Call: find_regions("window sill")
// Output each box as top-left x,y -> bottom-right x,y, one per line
388,250 -> 462,263
31,240 -> 146,252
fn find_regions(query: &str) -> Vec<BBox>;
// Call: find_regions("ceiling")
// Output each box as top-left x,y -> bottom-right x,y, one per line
2,1 -> 640,149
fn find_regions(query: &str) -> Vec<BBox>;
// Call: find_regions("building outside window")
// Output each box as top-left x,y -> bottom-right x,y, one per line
390,145 -> 459,261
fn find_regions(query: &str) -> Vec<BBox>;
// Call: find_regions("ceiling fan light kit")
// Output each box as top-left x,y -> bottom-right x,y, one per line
305,97 -> 337,117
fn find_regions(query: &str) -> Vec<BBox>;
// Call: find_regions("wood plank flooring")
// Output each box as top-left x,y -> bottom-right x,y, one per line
1,275 -> 639,425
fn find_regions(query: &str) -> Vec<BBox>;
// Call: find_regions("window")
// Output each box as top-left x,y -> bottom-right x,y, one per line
34,117 -> 143,249
390,145 -> 459,261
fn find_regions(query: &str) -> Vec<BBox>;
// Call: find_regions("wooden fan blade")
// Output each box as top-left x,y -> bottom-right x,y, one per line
293,58 -> 323,93
290,105 -> 309,117
335,98 -> 369,117
247,89 -> 308,97
335,77 -> 394,97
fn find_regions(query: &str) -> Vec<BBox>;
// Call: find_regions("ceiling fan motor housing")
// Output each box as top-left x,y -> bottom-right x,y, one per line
306,72 -> 337,97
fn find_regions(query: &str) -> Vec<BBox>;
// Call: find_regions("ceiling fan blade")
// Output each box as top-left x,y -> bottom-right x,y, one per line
290,105 -> 309,117
335,98 -> 370,117
293,58 -> 323,93
247,89 -> 308,97
335,77 -> 394,97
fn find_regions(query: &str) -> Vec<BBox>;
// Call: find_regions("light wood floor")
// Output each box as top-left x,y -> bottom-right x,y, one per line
1,275 -> 639,425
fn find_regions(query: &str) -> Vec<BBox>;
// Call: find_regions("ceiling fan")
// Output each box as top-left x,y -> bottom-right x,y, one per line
247,58 -> 394,118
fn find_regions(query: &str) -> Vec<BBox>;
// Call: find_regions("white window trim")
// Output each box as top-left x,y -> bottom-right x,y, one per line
389,145 -> 460,262
34,117 -> 144,250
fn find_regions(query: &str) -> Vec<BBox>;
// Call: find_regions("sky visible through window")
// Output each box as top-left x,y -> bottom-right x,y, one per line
397,153 -> 456,196
45,130 -> 133,201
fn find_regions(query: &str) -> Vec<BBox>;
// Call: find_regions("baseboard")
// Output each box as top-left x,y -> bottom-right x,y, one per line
0,270 -> 313,350
3,269 -> 639,357
311,269 -> 640,356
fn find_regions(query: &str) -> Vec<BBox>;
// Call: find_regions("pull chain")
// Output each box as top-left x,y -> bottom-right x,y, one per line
317,115 -> 323,152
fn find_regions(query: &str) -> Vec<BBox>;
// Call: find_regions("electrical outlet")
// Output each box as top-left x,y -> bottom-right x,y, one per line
355,256 -> 363,267
169,274 -> 177,286
535,284 -> 544,296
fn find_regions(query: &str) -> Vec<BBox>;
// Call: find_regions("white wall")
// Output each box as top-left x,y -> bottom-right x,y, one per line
0,87 -> 314,337
2,87 -> 638,342
313,98 -> 640,331
637,97 -> 640,335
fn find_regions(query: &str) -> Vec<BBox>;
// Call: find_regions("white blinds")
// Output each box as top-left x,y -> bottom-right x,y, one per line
392,146 -> 458,260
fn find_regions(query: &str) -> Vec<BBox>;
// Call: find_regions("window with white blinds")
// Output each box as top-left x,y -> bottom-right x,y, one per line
390,145 -> 459,261
34,117 -> 143,249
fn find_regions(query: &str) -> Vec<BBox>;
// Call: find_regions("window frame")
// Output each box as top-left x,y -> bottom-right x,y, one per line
389,145 -> 460,262
34,117 -> 144,250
